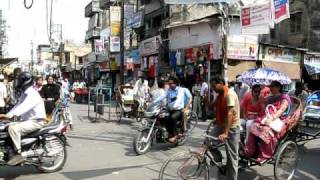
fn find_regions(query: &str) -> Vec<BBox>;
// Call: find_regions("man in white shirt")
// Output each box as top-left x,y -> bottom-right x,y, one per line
133,74 -> 149,110
0,74 -> 7,114
0,72 -> 46,166
234,75 -> 250,102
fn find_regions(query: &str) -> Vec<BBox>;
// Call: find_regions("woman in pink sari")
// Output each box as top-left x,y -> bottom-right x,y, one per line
245,81 -> 291,164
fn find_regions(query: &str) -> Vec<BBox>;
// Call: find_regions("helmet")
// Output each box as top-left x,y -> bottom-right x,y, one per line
15,72 -> 33,91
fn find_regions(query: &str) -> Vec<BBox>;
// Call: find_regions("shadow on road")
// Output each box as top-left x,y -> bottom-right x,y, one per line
0,166 -> 39,179
61,162 -> 159,180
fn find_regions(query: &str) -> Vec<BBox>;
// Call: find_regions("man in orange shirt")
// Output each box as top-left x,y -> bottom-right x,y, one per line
204,76 -> 240,180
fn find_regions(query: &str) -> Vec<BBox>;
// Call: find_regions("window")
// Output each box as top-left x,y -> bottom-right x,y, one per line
65,52 -> 70,63
290,13 -> 302,33
78,57 -> 83,64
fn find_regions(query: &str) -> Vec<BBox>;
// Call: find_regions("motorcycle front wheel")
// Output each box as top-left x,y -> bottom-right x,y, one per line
38,135 -> 67,173
133,129 -> 152,155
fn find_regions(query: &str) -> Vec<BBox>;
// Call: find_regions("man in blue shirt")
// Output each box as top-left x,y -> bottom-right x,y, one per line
165,77 -> 192,143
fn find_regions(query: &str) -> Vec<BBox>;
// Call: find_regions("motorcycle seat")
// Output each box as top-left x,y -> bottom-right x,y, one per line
23,126 -> 58,138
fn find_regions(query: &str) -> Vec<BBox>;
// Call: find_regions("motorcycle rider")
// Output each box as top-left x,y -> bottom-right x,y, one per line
155,76 -> 192,143
0,72 -> 46,166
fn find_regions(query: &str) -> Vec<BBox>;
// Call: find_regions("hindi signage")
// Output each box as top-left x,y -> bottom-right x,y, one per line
241,3 -> 272,35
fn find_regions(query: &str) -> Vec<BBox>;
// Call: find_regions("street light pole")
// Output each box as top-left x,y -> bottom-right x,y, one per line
120,0 -> 125,84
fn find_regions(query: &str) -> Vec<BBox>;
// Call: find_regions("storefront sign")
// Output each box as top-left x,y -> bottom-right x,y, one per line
273,0 -> 290,23
94,39 -> 105,54
227,35 -> 258,60
241,3 -> 272,35
98,61 -> 110,72
260,45 -> 301,64
304,54 -> 320,75
110,36 -> 120,52
164,0 -> 235,4
110,6 -> 121,36
127,11 -> 144,28
139,36 -> 161,56
124,49 -> 140,64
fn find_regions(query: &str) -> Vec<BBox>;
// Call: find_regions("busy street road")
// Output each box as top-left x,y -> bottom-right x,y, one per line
0,103 -> 319,180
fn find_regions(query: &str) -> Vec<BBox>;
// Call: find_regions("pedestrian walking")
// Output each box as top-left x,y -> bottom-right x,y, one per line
192,81 -> 202,119
0,74 -> 7,114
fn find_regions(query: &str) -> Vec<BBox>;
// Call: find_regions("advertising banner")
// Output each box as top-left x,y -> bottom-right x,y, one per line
240,3 -> 272,35
273,0 -> 290,23
259,45 -> 301,64
110,6 -> 121,36
227,35 -> 258,60
95,39 -> 105,54
110,36 -> 120,52
127,11 -> 144,28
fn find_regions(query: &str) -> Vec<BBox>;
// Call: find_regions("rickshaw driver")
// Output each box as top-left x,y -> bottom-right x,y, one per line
204,76 -> 241,180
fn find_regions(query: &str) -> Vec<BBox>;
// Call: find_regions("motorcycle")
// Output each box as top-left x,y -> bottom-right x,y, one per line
0,114 -> 68,173
133,102 -> 198,155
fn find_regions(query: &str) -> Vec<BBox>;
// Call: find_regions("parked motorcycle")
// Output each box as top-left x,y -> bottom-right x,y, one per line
0,115 -> 68,173
133,102 -> 198,155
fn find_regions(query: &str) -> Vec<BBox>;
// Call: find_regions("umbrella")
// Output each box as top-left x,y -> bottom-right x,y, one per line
237,68 -> 292,86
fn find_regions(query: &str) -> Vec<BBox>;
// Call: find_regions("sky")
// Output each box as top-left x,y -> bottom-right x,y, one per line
0,0 -> 91,61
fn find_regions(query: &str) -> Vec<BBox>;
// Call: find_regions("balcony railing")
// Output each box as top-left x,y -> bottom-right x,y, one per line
85,0 -> 101,17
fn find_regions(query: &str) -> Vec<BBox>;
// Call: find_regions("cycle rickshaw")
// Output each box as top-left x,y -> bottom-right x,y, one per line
115,85 -> 144,123
159,96 -> 303,180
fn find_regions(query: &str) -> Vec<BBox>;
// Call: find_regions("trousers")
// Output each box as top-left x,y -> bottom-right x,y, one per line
210,125 -> 240,180
193,95 -> 202,118
8,120 -> 44,153
165,110 -> 183,137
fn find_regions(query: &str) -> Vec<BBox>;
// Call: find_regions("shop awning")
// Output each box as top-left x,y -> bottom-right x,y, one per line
0,58 -> 18,66
166,18 -> 211,29
305,63 -> 320,75
227,61 -> 301,81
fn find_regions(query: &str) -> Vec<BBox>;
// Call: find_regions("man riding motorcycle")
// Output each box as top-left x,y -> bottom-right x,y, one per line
154,76 -> 192,143
0,72 -> 46,166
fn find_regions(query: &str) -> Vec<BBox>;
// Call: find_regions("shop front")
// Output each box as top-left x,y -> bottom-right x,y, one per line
169,44 -> 214,90
259,44 -> 303,81
226,35 -> 259,81
303,53 -> 320,90
139,35 -> 161,80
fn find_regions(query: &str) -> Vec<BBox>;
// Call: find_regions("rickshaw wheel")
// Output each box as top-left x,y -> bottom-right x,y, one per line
274,141 -> 299,180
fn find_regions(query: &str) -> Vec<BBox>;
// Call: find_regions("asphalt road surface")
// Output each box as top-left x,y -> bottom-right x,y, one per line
0,103 -> 319,180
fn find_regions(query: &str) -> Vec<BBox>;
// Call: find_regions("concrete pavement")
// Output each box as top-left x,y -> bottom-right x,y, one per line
0,103 -> 319,180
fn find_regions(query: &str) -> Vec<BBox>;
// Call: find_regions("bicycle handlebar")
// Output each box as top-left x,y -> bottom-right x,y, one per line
202,134 -> 219,141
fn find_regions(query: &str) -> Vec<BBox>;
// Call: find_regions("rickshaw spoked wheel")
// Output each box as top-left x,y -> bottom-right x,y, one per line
274,140 -> 298,180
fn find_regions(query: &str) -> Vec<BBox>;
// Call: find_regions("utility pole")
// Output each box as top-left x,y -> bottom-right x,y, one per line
219,3 -> 230,82
31,40 -> 34,74
120,0 -> 125,84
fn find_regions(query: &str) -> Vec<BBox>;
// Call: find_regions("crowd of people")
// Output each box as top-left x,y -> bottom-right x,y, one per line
130,72 -> 313,180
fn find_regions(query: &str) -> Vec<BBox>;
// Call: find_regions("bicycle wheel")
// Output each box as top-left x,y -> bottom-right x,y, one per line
159,151 -> 209,180
274,141 -> 299,180
187,111 -> 198,133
